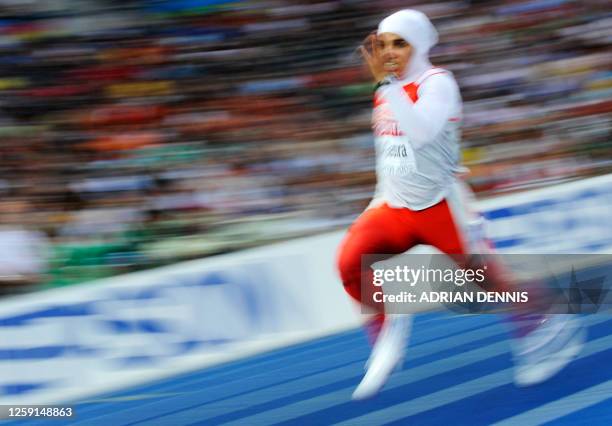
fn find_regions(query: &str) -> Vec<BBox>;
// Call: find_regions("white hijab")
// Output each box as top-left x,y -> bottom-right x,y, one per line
377,9 -> 438,81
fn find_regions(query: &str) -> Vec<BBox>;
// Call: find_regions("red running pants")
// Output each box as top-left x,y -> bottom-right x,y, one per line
337,199 -> 470,315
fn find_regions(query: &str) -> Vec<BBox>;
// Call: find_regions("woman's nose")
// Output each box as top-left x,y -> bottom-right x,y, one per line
383,48 -> 395,58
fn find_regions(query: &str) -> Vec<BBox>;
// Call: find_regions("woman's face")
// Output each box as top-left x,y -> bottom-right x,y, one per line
376,32 -> 413,77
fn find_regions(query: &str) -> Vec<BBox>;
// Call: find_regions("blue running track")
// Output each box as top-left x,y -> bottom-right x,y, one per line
5,312 -> 612,425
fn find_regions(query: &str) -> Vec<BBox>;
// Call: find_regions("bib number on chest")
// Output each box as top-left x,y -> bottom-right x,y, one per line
378,136 -> 417,176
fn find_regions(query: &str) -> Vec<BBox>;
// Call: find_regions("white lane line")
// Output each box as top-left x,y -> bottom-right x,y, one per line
77,313 -> 491,412
492,380 -> 612,426
147,340 -> 511,424
72,317 -> 501,425
221,316 -> 611,426
335,333 -> 612,426
130,319 -> 509,425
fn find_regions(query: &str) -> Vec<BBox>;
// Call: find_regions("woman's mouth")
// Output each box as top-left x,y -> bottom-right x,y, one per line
383,62 -> 399,71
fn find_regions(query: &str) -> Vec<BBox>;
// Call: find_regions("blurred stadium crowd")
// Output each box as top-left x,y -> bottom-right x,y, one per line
0,0 -> 610,292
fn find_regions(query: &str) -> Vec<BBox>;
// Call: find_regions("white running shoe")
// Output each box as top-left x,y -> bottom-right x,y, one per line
513,314 -> 586,387
352,314 -> 412,400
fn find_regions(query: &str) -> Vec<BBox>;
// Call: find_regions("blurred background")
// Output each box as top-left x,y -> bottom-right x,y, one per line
0,0 -> 610,293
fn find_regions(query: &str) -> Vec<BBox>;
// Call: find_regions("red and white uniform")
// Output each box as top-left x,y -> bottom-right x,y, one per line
341,10 -> 554,402
373,67 -> 463,210
337,10 -> 488,317
337,62 -> 480,316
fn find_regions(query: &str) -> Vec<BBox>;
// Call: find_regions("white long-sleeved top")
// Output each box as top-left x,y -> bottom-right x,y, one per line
371,66 -> 464,210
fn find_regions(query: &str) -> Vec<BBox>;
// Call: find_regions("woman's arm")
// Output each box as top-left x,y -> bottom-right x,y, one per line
379,73 -> 460,149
